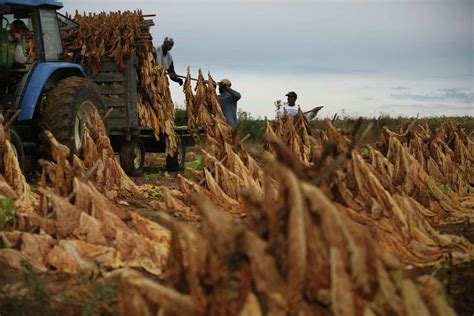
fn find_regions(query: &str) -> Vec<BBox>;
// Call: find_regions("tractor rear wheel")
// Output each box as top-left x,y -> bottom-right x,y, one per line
39,76 -> 106,155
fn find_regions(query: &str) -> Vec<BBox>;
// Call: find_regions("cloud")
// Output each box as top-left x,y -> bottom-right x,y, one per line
62,0 -> 473,79
391,86 -> 409,91
391,89 -> 474,104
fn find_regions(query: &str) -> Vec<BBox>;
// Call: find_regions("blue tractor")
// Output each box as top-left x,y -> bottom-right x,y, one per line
0,0 -> 106,171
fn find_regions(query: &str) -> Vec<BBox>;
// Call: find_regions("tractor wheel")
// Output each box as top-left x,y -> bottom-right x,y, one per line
39,76 -> 106,155
166,137 -> 186,172
10,128 -> 25,172
120,138 -> 145,177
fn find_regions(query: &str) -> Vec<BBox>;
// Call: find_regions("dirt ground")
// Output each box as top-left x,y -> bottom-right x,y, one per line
123,146 -> 201,224
122,143 -> 264,224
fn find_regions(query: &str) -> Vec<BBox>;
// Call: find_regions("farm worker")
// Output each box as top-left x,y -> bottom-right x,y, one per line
155,37 -> 184,86
9,20 -> 30,65
275,91 -> 323,120
276,91 -> 299,118
218,79 -> 241,127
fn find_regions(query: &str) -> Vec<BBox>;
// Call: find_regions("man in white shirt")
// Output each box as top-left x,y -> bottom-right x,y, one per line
275,91 -> 324,120
9,20 -> 30,65
276,91 -> 300,118
155,37 -> 183,86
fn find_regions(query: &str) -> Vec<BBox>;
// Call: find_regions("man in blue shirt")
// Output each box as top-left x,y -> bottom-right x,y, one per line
218,79 -> 241,127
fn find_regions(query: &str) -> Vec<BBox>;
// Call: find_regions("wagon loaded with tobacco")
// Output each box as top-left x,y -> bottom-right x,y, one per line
61,10 -> 194,176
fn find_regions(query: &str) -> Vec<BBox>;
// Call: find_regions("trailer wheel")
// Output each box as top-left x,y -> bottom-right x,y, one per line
10,129 -> 25,172
166,138 -> 186,172
39,77 -> 106,155
120,138 -> 145,177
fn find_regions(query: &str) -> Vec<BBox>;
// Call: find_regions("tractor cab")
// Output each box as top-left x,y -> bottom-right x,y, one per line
0,1 -> 100,173
0,1 -> 68,100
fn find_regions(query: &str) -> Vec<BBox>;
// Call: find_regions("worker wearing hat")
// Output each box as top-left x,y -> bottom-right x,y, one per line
9,20 -> 31,65
276,91 -> 300,118
218,79 -> 241,127
155,37 -> 183,86
276,91 -> 324,120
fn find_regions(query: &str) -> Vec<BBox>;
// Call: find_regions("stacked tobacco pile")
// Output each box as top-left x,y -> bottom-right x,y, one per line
62,10 -> 177,155
0,116 -> 36,210
109,153 -> 457,315
39,109 -> 139,199
379,121 -> 473,199
81,110 -> 140,197
169,79 -> 474,266
265,117 -> 473,266
160,70 -> 264,220
264,110 -> 315,163
0,114 -> 170,277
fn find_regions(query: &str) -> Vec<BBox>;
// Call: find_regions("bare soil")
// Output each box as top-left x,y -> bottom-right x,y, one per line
410,258 -> 474,316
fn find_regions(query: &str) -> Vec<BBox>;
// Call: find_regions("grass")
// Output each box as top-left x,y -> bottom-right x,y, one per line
0,261 -> 119,316
81,284 -> 118,316
0,262 -> 53,315
0,198 -> 17,228
184,154 -> 204,180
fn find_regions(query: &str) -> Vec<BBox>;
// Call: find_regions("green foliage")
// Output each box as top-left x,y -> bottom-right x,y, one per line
274,99 -> 283,111
81,284 -> 118,316
0,198 -> 17,227
174,106 -> 188,126
236,109 -> 265,143
237,119 -> 265,143
360,147 -> 370,158
442,184 -> 452,194
0,261 -> 53,315
186,154 -> 204,170
149,186 -> 164,198
184,154 -> 205,180
144,173 -> 160,180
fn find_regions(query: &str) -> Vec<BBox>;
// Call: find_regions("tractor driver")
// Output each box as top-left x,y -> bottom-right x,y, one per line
155,37 -> 184,86
1,20 -> 29,95
9,20 -> 31,66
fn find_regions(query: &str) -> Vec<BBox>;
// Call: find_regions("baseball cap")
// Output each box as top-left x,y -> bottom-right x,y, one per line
11,20 -> 29,32
286,91 -> 298,98
164,36 -> 174,44
219,79 -> 232,87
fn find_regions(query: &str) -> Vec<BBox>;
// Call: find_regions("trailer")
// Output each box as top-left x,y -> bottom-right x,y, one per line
86,52 -> 194,176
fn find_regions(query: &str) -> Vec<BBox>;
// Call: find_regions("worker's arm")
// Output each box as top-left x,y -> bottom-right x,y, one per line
167,62 -> 183,86
227,87 -> 241,101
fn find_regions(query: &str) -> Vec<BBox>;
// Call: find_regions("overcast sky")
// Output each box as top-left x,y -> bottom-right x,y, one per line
61,0 -> 473,118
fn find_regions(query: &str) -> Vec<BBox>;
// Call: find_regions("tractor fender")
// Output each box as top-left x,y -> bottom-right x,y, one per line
18,62 -> 84,121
